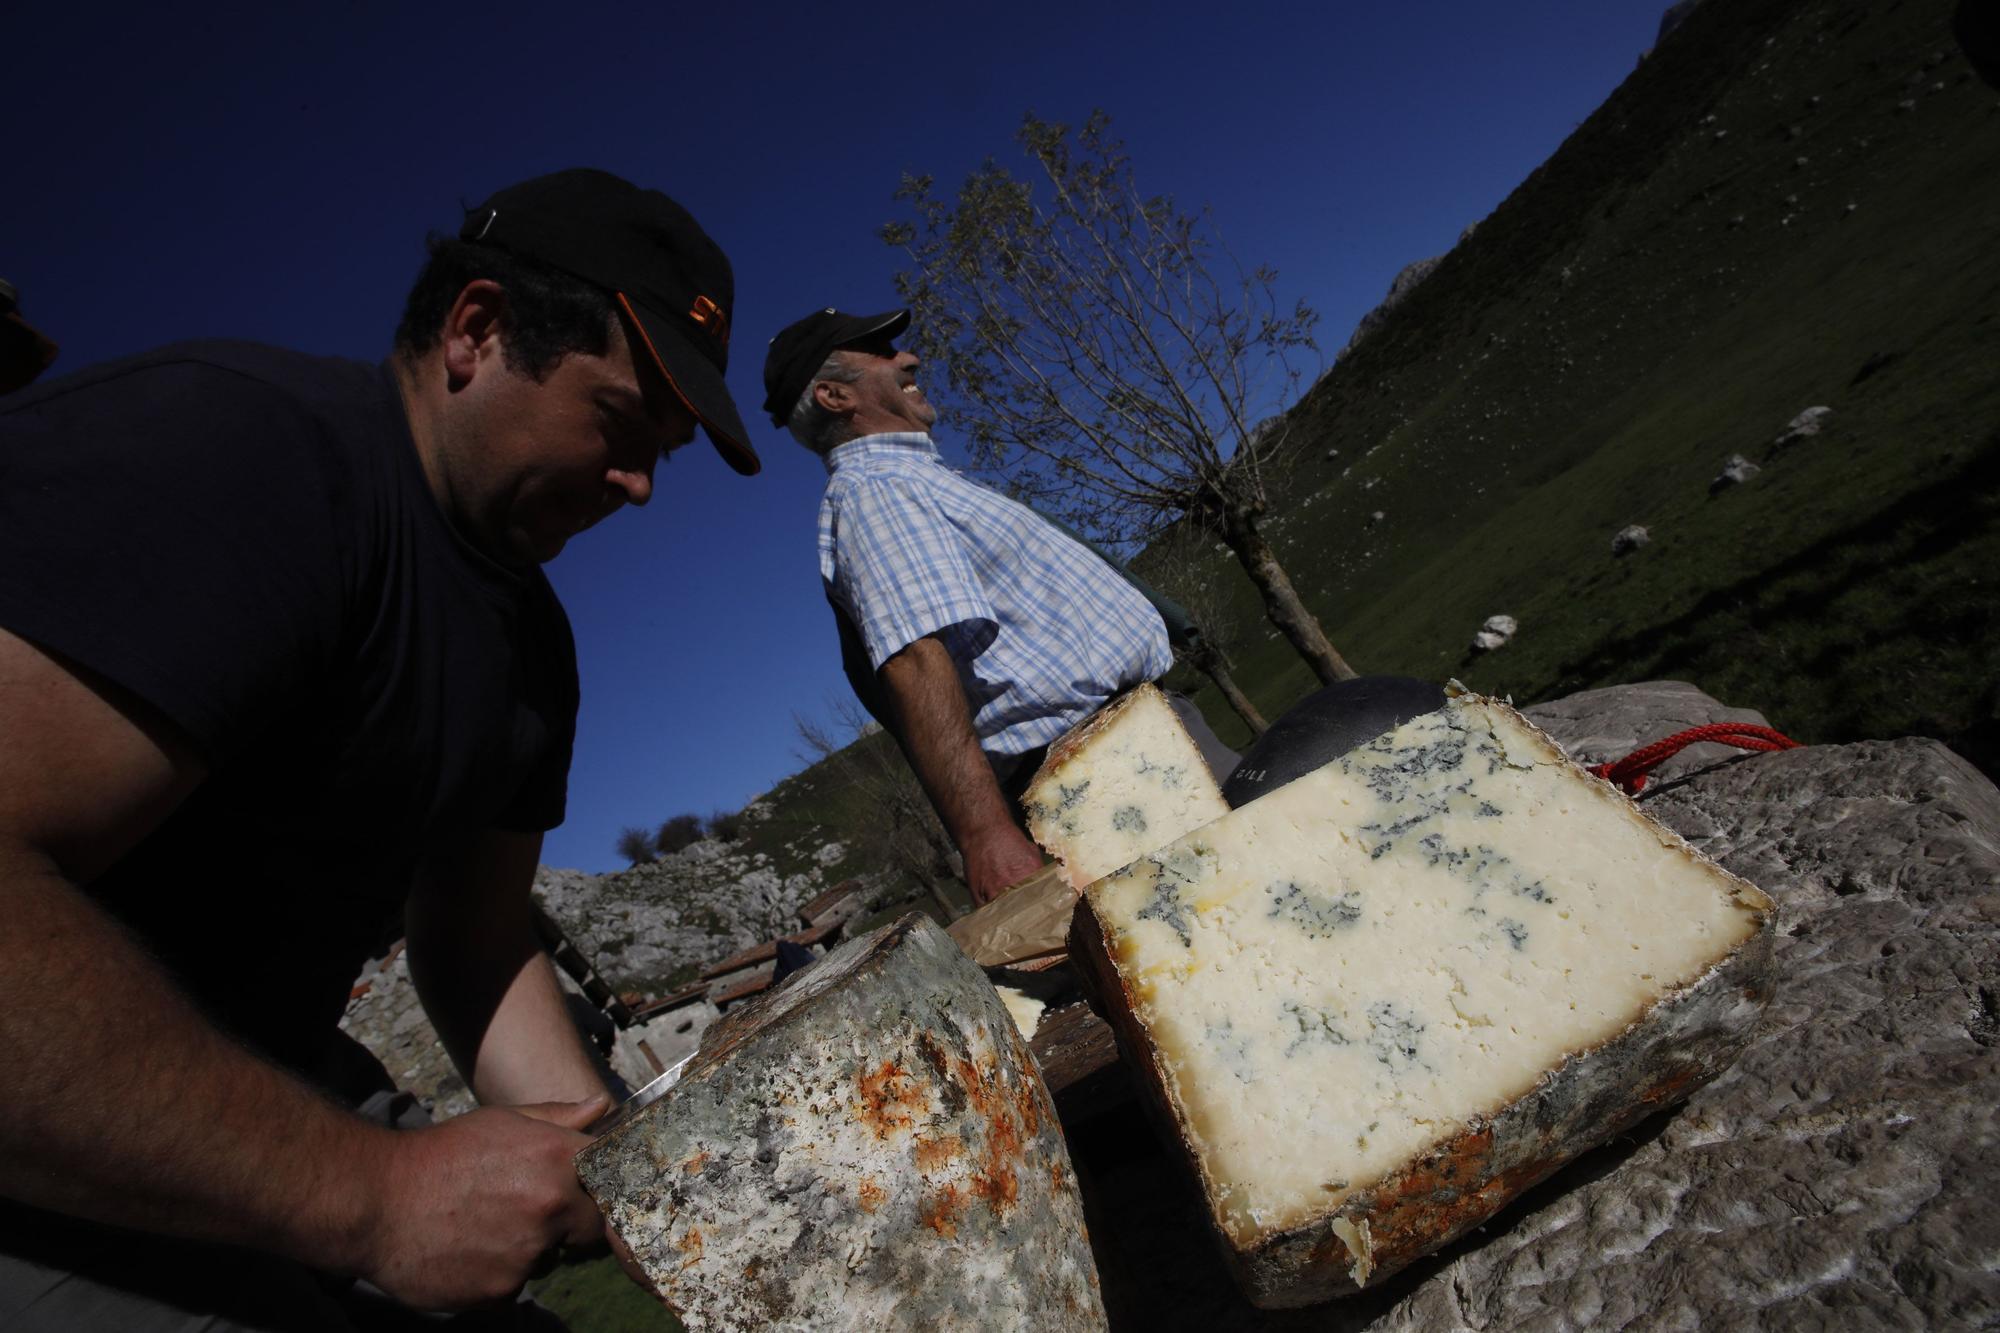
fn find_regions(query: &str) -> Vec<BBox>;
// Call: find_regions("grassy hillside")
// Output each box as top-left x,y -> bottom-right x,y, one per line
1167,0 -> 1998,777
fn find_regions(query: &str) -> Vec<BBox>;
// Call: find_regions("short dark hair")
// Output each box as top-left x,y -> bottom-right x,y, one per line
393,235 -> 617,381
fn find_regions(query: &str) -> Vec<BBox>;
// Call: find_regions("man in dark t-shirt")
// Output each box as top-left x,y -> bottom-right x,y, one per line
0,169 -> 760,1328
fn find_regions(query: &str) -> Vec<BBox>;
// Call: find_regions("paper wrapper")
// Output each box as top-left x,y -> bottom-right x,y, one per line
945,863 -> 1077,966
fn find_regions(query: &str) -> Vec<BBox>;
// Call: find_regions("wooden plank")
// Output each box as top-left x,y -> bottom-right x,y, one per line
625,979 -> 710,1021
699,920 -> 840,981
1030,1000 -> 1130,1126
709,966 -> 776,1009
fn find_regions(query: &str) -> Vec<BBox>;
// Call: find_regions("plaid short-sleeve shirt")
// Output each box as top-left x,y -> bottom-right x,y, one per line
818,432 -> 1171,757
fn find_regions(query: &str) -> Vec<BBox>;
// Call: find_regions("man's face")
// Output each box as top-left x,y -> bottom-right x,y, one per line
831,334 -> 937,436
438,315 -> 698,565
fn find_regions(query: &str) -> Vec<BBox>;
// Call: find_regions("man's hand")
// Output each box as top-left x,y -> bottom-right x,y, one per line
356,1096 -> 609,1310
962,824 -> 1047,906
878,635 -> 1047,907
0,626 -> 610,1310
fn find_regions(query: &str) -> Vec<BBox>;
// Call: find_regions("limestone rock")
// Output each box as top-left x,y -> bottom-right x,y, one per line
1709,453 -> 1761,493
1471,614 -> 1517,652
1338,256 -> 1444,361
339,946 -> 474,1120
1611,524 -> 1651,556
1657,0 -> 1705,46
1521,679 -> 1775,786
577,914 -> 1105,1332
1772,404 -> 1833,450
533,843 -> 875,997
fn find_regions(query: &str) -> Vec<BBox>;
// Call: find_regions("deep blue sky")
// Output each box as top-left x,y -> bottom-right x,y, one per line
6,2 -> 1668,873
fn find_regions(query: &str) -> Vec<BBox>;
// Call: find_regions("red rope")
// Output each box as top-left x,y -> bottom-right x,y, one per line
1587,723 -> 1801,794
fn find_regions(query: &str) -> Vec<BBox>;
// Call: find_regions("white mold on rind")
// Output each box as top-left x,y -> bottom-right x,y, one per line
578,914 -> 1106,1331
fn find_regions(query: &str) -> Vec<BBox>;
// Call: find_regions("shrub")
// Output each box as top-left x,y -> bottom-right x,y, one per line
613,826 -> 656,866
655,813 -> 705,856
706,809 -> 747,843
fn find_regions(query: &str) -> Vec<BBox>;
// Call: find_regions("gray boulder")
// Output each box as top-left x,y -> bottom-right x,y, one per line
1612,523 -> 1652,556
532,843 -> 870,996
1773,405 -> 1834,451
1710,453 -> 1762,493
1471,614 -> 1518,653
1337,255 -> 1444,361
1523,678 -> 1774,785
1334,226 -> 1477,363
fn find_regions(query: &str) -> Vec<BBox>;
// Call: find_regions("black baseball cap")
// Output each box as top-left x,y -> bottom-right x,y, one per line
460,168 -> 759,476
760,307 -> 911,427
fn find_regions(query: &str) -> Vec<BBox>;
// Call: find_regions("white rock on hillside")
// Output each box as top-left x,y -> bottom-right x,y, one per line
1773,405 -> 1832,449
1472,614 -> 1518,653
1710,453 -> 1762,493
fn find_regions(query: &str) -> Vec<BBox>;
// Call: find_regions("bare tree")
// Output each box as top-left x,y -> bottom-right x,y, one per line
793,700 -> 968,924
1147,527 -> 1269,736
883,110 -> 1357,684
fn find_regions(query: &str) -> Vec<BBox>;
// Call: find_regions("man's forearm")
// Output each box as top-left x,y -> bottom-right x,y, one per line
0,627 -> 603,1311
0,853 -> 610,1310
878,636 -> 1044,903
0,852 -> 390,1271
407,828 -> 607,1108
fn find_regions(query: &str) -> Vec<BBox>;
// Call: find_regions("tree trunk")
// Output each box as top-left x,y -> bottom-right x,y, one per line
1219,507 -> 1359,685
1199,657 -> 1268,736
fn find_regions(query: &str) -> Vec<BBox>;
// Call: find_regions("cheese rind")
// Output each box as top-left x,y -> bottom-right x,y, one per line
579,915 -> 1105,1330
1023,684 -> 1231,889
1068,693 -> 1775,1307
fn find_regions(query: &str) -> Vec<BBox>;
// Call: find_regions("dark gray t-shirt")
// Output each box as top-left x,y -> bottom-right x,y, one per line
0,341 -> 578,1076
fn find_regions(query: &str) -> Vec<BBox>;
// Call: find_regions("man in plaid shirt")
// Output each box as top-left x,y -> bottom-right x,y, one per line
764,307 -> 1235,905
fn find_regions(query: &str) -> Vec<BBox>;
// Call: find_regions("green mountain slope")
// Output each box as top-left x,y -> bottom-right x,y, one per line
1172,0 -> 1998,776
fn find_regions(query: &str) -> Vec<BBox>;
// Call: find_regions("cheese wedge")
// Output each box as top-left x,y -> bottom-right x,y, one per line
1023,684 -> 1231,889
1068,689 -> 1775,1306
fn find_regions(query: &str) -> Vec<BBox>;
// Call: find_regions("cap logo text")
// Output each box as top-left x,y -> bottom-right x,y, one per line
690,295 -> 730,348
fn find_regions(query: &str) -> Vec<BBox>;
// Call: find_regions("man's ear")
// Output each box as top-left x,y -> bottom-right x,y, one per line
813,378 -> 854,414
441,279 -> 510,387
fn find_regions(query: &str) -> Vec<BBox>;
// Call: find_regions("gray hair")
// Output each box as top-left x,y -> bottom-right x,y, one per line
786,351 -> 865,454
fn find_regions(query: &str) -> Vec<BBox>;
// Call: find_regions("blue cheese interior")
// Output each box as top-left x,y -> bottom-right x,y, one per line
1082,694 -> 1769,1248
1024,684 -> 1231,889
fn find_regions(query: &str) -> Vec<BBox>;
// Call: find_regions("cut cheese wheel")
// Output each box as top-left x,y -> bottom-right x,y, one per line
1023,683 -> 1231,889
1068,689 -> 1776,1306
579,914 -> 1105,1329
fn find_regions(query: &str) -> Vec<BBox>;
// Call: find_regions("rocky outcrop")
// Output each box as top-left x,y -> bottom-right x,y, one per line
1656,0 -> 1706,46
339,945 -> 476,1120
1335,222 -> 1479,363
1338,258 -> 1443,362
1074,682 -> 2000,1330
534,834 -> 873,997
